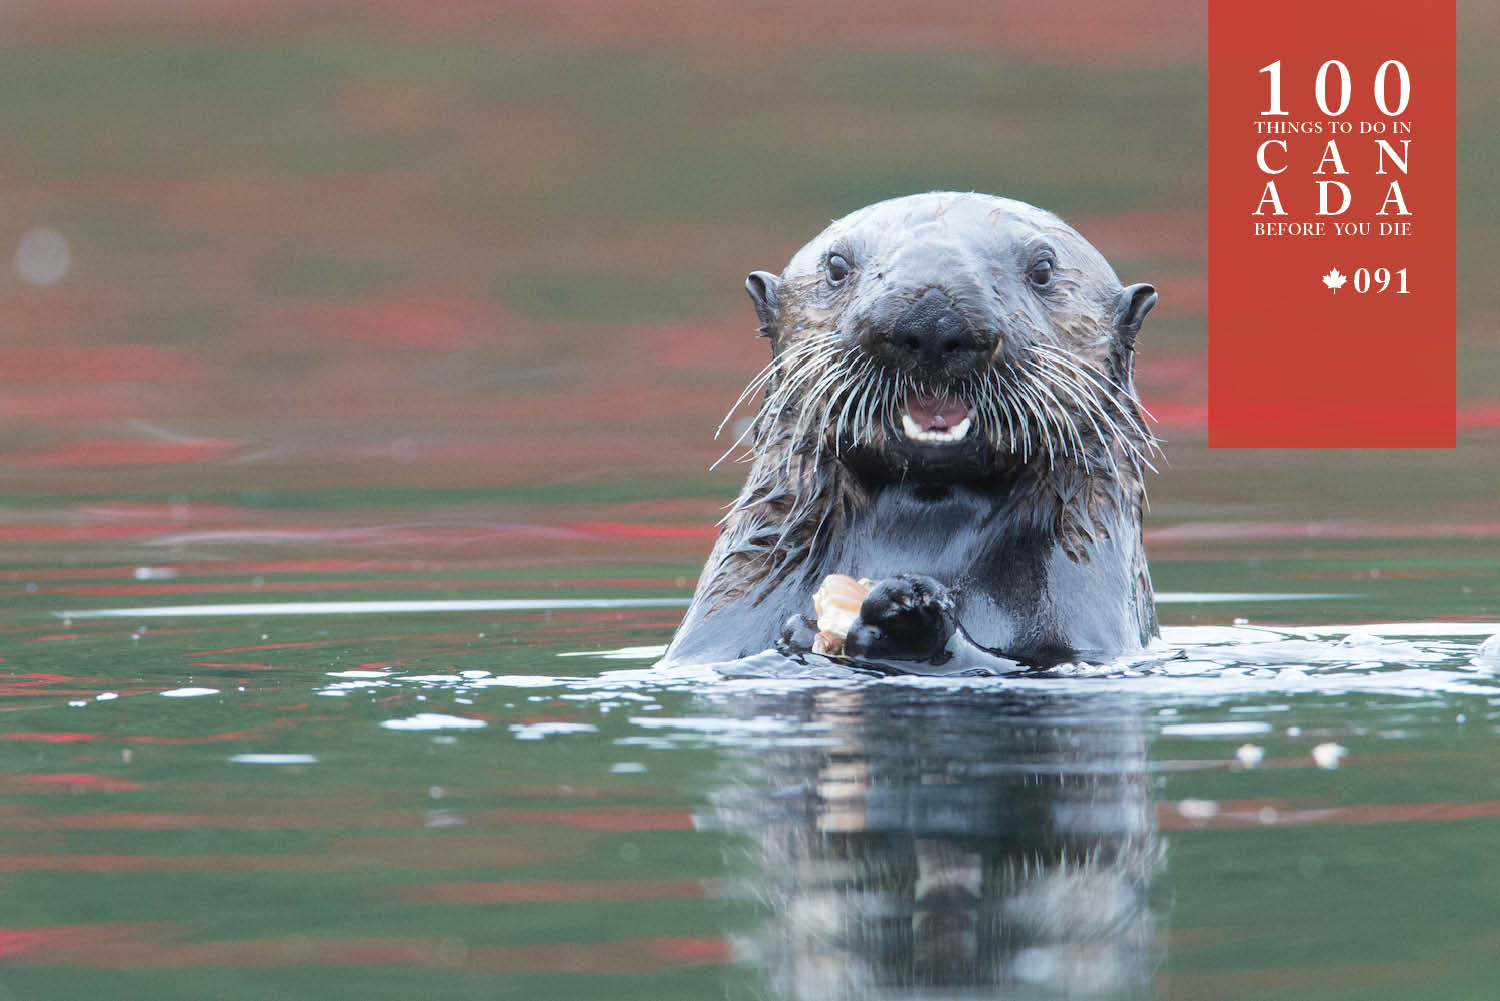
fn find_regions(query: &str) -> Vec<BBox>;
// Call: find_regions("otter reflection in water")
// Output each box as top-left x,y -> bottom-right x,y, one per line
665,192 -> 1161,673
714,689 -> 1161,1000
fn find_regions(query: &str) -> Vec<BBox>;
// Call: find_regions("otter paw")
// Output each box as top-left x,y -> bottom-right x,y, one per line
843,574 -> 957,662
776,614 -> 822,657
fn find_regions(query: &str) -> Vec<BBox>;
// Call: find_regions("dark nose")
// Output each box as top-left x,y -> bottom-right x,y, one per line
877,288 -> 989,372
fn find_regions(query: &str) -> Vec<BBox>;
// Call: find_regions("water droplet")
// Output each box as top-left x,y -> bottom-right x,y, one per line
1234,743 -> 1265,768
1310,742 -> 1347,769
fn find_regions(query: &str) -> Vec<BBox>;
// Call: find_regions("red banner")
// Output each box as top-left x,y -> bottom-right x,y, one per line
1208,1 -> 1455,447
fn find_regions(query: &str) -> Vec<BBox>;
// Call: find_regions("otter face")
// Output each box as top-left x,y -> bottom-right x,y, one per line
737,192 -> 1158,485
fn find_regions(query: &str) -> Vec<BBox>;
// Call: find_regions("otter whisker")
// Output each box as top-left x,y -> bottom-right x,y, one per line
1037,356 -> 1146,442
832,360 -> 877,450
830,364 -> 858,455
775,350 -> 870,483
790,356 -> 858,455
715,357 -> 780,440
991,368 -> 1022,459
709,428 -> 756,471
833,355 -> 875,454
1003,381 -> 1027,459
1028,344 -> 1160,473
852,362 -> 882,447
875,373 -> 892,443
969,377 -> 992,446
999,364 -> 1031,462
726,339 -> 846,465
966,372 -> 1000,455
1030,363 -> 1120,479
1011,379 -> 1046,465
1031,345 -> 1158,449
1002,364 -> 1038,463
764,357 -> 834,420
714,371 -> 819,471
719,333 -> 836,433
888,372 -> 905,440
1024,366 -> 1091,473
848,370 -> 873,447
872,366 -> 899,444
810,365 -> 851,466
714,333 -> 844,469
762,342 -> 842,423
1015,380 -> 1059,470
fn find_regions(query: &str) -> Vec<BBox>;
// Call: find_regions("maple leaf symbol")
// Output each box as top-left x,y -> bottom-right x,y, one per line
1321,267 -> 1347,292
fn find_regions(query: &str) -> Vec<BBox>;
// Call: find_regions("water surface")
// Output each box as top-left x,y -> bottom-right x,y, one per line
2,505 -> 1498,1000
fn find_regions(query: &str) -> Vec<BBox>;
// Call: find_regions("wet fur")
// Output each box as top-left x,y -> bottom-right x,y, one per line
665,192 -> 1160,669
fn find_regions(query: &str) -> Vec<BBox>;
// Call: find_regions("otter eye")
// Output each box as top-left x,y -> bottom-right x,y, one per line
1027,257 -> 1054,288
824,253 -> 851,286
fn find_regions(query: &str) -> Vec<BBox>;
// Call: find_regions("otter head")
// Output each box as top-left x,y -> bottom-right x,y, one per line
739,192 -> 1158,488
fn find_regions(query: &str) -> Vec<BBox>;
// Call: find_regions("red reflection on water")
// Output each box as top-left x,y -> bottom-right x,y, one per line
188,661 -> 281,670
1460,403 -> 1500,429
334,833 -> 582,868
19,773 -> 141,792
1,671 -> 98,684
0,346 -> 198,384
267,297 -> 492,349
0,923 -> 181,960
497,785 -> 669,799
566,521 -> 716,541
1138,400 -> 1207,430
184,632 -> 498,657
1,806 -> 694,832
0,685 -> 149,697
0,523 -> 198,541
399,878 -> 708,904
0,923 -> 730,971
0,733 -> 102,744
474,808 -> 695,831
0,837 -> 569,872
21,574 -> 689,597
20,439 -> 242,467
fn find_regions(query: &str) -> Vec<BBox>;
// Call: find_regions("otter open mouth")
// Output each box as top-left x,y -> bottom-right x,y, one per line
900,390 -> 972,445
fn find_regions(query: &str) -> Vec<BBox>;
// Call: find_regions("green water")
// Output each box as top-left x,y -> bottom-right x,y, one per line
0,488 -> 1497,1001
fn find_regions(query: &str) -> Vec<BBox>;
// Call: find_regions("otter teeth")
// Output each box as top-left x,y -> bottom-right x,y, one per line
901,413 -> 972,444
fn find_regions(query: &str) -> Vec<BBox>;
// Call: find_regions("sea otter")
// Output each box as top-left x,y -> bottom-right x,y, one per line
663,192 -> 1160,672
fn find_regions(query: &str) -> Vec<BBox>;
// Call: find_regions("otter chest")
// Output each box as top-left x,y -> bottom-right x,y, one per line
821,485 -> 1142,659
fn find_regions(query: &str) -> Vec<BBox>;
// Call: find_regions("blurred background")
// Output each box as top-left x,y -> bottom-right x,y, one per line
1,0 -> 1494,565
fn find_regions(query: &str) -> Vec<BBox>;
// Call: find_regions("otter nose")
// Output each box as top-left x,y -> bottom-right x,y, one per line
879,288 -> 988,371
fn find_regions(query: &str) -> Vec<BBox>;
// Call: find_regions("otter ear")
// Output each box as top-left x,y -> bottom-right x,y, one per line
1112,282 -> 1157,351
745,271 -> 781,340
